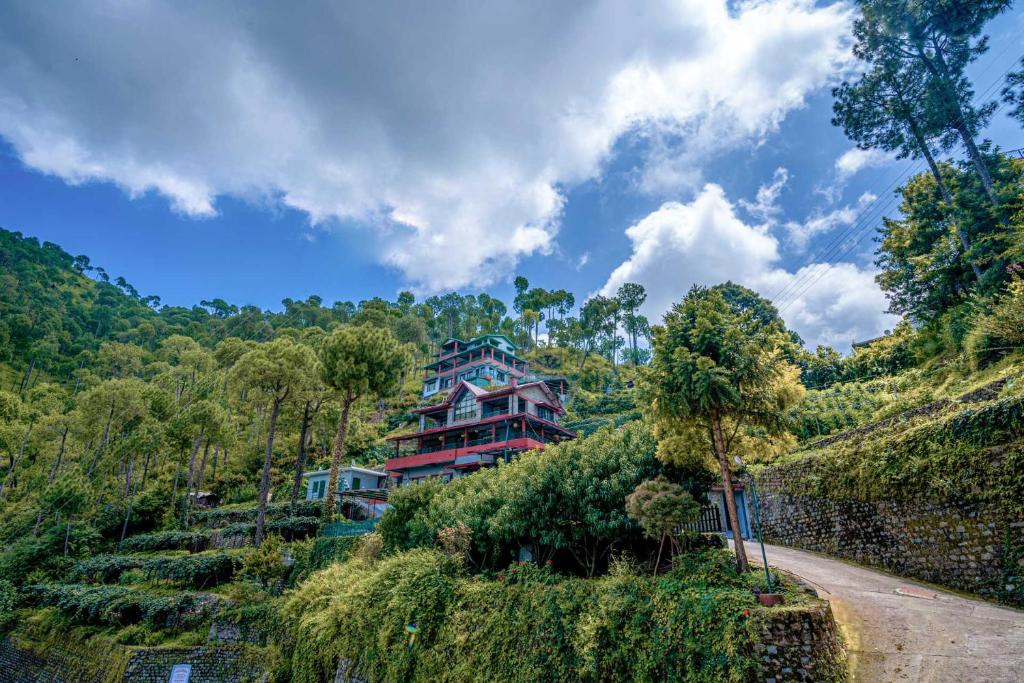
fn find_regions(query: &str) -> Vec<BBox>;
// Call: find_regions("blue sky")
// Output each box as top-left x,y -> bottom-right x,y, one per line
1,1 -> 1021,349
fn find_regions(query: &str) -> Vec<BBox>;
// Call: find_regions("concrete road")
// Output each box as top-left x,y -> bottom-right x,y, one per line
741,542 -> 1024,682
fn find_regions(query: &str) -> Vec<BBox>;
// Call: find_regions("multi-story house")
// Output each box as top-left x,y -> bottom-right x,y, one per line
387,335 -> 574,485
420,334 -> 529,398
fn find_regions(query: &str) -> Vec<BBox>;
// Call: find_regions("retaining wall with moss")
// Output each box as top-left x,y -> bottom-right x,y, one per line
754,458 -> 1024,606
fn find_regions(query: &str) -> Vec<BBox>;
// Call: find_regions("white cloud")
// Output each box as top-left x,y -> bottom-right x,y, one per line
784,191 -> 877,251
835,147 -> 890,180
575,252 -> 591,271
0,1 -> 855,292
740,167 -> 790,223
599,184 -> 898,350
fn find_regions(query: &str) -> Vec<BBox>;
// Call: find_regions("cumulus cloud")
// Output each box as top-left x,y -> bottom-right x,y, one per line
784,191 -> 877,251
599,184 -> 898,350
0,1 -> 854,291
835,147 -> 891,179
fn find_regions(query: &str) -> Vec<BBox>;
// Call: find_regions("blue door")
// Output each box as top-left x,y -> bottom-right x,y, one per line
722,489 -> 753,540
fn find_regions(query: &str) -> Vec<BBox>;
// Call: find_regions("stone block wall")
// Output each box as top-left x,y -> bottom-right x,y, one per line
755,603 -> 847,682
0,636 -> 266,683
753,459 -> 1024,605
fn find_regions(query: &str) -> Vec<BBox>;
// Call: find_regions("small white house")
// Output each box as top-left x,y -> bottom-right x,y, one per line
305,462 -> 388,500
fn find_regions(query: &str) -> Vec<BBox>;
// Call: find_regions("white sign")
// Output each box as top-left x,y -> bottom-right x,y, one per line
169,664 -> 192,683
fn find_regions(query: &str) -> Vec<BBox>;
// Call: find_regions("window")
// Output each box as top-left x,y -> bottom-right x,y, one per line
537,406 -> 554,422
352,476 -> 361,490
311,479 -> 326,499
517,398 -> 526,413
454,392 -> 478,421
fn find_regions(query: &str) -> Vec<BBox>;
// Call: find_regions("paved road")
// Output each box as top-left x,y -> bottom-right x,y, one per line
744,542 -> 1024,682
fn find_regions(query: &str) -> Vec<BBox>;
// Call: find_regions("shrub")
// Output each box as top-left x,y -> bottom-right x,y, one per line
142,553 -> 241,588
0,579 -> 17,633
71,555 -> 143,583
241,535 -> 288,588
26,584 -> 220,629
119,530 -> 209,553
281,549 -> 769,683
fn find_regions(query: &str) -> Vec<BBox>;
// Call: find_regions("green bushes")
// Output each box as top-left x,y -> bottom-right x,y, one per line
215,516 -> 321,543
0,579 -> 17,633
378,423 -> 661,575
71,552 -> 241,588
790,395 -> 1024,509
26,584 -> 220,629
120,530 -> 209,553
192,500 -> 323,528
142,553 -> 241,588
281,549 -> 768,683
71,555 -> 143,583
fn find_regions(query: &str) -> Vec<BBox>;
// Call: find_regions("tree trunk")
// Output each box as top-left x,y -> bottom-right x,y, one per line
141,451 -> 152,492
903,114 -> 983,280
195,440 -> 211,492
918,42 -> 1002,209
64,516 -> 72,557
180,428 -> 205,527
118,459 -> 136,548
20,358 -> 35,397
255,396 -> 284,547
47,426 -> 69,484
87,402 -> 116,476
712,411 -> 748,573
290,400 -> 313,514
0,422 -> 33,498
324,393 -> 354,519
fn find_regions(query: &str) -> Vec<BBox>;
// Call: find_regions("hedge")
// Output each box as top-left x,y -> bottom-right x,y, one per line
142,553 -> 242,588
216,516 -> 321,543
192,500 -> 323,529
71,555 -> 144,583
26,584 -> 220,629
281,549 -> 784,683
119,531 -> 209,553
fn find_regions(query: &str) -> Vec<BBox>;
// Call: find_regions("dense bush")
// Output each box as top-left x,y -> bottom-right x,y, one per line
26,584 -> 220,629
71,555 -> 144,583
143,553 -> 241,588
281,549 -> 782,683
379,423 -> 662,575
0,579 -> 17,633
192,500 -> 322,529
120,530 -> 209,553
789,395 -> 1024,509
214,516 -> 320,544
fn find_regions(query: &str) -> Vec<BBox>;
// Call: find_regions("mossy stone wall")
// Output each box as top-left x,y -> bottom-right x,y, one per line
754,460 -> 1024,606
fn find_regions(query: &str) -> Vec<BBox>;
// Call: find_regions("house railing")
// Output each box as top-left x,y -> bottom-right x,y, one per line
321,519 -> 379,538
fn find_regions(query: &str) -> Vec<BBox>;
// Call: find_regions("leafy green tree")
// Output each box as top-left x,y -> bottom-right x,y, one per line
616,283 -> 650,364
853,0 -> 1010,205
625,475 -> 700,573
644,285 -> 803,572
1003,58 -> 1024,126
231,338 -> 318,545
318,325 -> 410,518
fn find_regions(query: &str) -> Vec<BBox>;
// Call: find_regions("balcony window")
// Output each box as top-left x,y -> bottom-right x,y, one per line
453,392 -> 478,421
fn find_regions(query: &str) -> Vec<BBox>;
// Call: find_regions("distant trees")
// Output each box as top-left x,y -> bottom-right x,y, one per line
645,286 -> 804,572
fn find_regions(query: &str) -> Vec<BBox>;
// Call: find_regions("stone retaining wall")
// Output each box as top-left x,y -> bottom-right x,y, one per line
753,459 -> 1024,606
755,603 -> 847,682
0,636 -> 266,683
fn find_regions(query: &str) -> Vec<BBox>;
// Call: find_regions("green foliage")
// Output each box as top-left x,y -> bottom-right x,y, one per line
71,555 -> 143,583
26,584 -> 220,629
192,500 -> 323,528
119,530 -> 209,553
380,423 -> 660,576
142,553 -> 241,588
966,276 -> 1024,366
625,476 -> 701,541
786,395 -> 1024,510
241,535 -> 287,588
281,548 -> 779,683
0,579 -> 17,633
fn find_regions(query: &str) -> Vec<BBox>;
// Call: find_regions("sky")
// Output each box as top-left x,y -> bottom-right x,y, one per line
1,1 -> 1022,351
